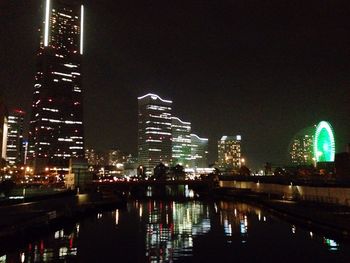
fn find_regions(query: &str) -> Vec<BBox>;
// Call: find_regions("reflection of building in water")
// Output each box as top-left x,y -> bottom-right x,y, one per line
323,238 -> 339,251
218,201 -> 265,243
4,224 -> 79,262
142,200 -> 211,262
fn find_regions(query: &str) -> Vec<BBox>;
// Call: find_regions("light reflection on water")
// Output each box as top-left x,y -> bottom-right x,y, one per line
1,200 -> 349,262
144,200 -> 211,262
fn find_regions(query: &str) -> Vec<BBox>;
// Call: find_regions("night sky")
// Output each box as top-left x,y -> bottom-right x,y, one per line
1,0 -> 350,169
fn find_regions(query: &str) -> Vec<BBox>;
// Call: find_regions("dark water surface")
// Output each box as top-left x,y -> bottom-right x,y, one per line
2,199 -> 350,262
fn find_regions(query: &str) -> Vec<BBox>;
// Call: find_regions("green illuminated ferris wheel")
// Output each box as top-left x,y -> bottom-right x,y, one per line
313,121 -> 335,162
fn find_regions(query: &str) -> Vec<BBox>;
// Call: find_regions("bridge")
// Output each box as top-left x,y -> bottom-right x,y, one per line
91,179 -> 218,198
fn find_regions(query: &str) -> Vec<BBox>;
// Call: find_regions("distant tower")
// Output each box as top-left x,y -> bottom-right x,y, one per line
171,117 -> 192,167
190,134 -> 208,168
289,126 -> 314,166
6,109 -> 25,165
138,93 -> 172,175
28,0 -> 85,174
218,135 -> 242,171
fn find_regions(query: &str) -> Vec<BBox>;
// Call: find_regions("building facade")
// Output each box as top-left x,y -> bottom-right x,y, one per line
138,93 -> 172,175
289,135 -> 314,166
218,135 -> 242,171
0,99 -> 8,164
28,0 -> 85,174
171,117 -> 192,167
190,134 -> 208,168
289,126 -> 315,166
6,109 -> 25,166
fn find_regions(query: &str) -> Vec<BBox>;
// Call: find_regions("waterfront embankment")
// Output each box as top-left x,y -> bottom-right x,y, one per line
217,177 -> 350,239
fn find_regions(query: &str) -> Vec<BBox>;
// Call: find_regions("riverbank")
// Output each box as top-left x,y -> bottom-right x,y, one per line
215,187 -> 350,240
0,191 -> 126,250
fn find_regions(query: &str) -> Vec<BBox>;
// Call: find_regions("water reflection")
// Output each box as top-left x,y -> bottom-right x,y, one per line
4,224 -> 79,262
141,200 -> 211,262
1,200 -> 350,262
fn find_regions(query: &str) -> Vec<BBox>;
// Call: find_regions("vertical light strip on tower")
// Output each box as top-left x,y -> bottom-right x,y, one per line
80,5 -> 84,55
44,0 -> 50,46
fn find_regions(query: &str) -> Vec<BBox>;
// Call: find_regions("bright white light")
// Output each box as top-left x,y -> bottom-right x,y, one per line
80,5 -> 84,54
137,93 -> 172,103
190,134 -> 208,141
44,0 -> 50,46
172,116 -> 191,125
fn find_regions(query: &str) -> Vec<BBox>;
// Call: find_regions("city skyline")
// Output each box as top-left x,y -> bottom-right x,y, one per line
1,0 -> 350,168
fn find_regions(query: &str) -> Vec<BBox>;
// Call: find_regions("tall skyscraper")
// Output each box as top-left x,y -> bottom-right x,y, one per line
28,0 -> 85,174
190,134 -> 208,168
289,127 -> 314,166
138,93 -> 172,175
171,117 -> 192,167
0,98 -> 8,164
218,135 -> 242,171
6,109 -> 25,166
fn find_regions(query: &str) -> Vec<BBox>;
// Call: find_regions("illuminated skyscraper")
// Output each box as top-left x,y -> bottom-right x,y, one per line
6,109 -> 25,165
289,126 -> 314,166
28,0 -> 85,173
0,98 -> 8,164
171,117 -> 192,167
218,135 -> 242,171
190,134 -> 208,168
138,93 -> 172,175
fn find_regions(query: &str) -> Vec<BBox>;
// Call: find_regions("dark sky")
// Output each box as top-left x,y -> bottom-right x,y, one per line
1,0 -> 350,169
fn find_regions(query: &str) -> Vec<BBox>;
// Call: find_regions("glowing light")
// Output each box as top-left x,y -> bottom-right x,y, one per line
190,134 -> 208,141
80,5 -> 84,54
172,117 -> 191,125
137,93 -> 172,103
313,121 -> 335,162
44,0 -> 50,46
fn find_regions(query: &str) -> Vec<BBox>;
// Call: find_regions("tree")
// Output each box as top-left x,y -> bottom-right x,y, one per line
239,165 -> 251,176
170,164 -> 186,180
153,163 -> 168,180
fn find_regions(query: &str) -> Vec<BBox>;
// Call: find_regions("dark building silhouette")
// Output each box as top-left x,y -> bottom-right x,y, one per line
28,0 -> 85,174
335,152 -> 350,179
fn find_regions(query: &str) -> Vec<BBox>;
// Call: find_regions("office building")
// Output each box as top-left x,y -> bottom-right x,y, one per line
6,109 -> 25,165
218,135 -> 242,171
190,134 -> 208,168
138,93 -> 172,175
28,0 -> 85,173
289,126 -> 314,166
0,99 -> 8,164
171,117 -> 192,167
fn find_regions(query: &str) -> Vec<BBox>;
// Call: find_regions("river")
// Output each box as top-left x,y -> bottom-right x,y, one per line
2,198 -> 350,262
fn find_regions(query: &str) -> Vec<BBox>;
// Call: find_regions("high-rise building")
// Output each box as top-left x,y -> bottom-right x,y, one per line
138,93 -> 172,175
289,127 -> 314,166
28,0 -> 85,174
0,99 -> 8,164
6,109 -> 25,166
190,134 -> 208,168
171,117 -> 192,167
218,135 -> 242,171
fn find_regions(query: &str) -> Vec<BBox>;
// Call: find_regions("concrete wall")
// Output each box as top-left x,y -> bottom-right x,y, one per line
220,180 -> 350,206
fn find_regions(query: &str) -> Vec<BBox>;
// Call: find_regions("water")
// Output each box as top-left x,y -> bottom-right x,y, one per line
2,199 -> 350,262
